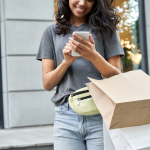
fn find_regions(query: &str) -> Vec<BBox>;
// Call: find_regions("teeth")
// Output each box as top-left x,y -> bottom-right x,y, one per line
76,7 -> 85,12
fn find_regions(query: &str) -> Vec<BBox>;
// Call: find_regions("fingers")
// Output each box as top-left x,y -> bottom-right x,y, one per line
89,34 -> 95,45
65,45 -> 72,50
69,37 -> 86,50
71,42 -> 82,56
66,43 -> 71,47
63,49 -> 71,55
63,44 -> 72,56
72,34 -> 91,47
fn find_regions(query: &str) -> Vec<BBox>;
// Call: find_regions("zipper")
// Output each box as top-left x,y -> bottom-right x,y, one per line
71,90 -> 89,97
79,95 -> 91,100
77,95 -> 92,106
70,90 -> 91,104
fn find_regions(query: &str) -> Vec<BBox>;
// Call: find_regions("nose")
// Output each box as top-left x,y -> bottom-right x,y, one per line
78,0 -> 86,6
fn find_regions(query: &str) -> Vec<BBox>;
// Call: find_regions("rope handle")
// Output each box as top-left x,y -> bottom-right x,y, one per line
101,67 -> 121,79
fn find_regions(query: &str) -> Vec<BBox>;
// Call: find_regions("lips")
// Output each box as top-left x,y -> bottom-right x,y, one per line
75,6 -> 86,13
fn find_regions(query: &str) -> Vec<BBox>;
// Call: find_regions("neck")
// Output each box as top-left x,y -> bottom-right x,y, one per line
70,12 -> 86,26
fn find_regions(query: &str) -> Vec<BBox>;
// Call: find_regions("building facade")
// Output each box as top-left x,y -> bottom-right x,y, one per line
0,0 -> 150,129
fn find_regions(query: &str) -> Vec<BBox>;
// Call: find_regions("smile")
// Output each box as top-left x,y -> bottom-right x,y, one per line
75,6 -> 86,13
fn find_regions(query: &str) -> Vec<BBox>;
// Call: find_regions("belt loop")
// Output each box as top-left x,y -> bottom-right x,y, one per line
65,96 -> 69,111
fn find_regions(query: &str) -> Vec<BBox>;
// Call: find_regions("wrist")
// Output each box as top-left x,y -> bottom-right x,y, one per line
90,51 -> 100,64
62,59 -> 72,67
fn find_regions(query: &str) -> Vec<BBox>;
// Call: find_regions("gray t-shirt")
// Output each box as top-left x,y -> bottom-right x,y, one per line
36,22 -> 125,106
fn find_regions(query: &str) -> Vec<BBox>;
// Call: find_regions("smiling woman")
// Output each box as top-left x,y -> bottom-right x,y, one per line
36,0 -> 125,149
54,0 -> 121,41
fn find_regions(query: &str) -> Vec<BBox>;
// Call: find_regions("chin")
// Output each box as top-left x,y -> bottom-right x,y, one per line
75,14 -> 86,17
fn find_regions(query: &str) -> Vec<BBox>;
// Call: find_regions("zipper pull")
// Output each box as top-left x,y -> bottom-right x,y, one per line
70,93 -> 73,103
77,98 -> 81,106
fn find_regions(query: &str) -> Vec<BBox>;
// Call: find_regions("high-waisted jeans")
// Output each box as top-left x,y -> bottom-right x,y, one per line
53,96 -> 104,150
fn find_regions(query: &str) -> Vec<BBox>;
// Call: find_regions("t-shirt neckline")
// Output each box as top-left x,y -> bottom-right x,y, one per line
69,22 -> 88,29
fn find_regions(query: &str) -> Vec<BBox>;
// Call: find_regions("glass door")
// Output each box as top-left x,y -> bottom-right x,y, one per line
113,0 -> 141,72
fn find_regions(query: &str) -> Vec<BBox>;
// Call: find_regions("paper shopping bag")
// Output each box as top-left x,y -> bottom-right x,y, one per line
103,120 -> 150,150
86,69 -> 150,129
103,120 -> 116,150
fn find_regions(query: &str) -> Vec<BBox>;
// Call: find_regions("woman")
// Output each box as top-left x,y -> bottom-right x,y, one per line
36,0 -> 125,149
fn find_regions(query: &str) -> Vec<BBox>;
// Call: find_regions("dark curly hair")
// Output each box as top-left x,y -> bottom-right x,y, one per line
53,0 -> 121,42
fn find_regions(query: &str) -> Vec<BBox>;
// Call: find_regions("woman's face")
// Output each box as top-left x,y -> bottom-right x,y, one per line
69,0 -> 95,19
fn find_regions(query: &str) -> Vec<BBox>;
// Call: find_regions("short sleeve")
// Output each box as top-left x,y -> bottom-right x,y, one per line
36,26 -> 54,61
103,28 -> 125,60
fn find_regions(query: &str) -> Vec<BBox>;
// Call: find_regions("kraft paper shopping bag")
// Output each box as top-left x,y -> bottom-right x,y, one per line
86,70 -> 150,129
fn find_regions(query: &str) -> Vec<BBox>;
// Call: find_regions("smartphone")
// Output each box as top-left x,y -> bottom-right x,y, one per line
71,31 -> 89,57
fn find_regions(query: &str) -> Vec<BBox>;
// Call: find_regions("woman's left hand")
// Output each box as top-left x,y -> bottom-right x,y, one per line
69,33 -> 98,62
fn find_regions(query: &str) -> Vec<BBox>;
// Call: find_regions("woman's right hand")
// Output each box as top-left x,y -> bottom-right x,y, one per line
62,43 -> 79,66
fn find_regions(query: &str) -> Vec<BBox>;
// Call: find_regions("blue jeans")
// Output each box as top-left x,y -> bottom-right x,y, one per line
53,97 -> 104,150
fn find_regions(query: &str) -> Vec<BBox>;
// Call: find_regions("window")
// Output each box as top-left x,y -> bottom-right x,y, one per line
113,0 -> 141,72
54,0 -> 58,12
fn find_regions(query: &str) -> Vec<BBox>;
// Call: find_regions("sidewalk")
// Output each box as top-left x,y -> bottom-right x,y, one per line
0,125 -> 54,150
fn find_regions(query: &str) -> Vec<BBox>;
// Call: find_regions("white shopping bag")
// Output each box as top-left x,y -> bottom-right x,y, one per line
103,121 -> 150,150
103,120 -> 116,150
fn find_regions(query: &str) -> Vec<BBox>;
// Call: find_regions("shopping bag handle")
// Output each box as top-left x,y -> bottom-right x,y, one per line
101,67 -> 121,79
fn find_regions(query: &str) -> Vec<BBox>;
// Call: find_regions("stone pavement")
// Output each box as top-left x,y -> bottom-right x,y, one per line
0,125 -> 54,150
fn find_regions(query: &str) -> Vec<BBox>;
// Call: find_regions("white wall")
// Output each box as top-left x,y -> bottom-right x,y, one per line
1,0 -> 56,128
